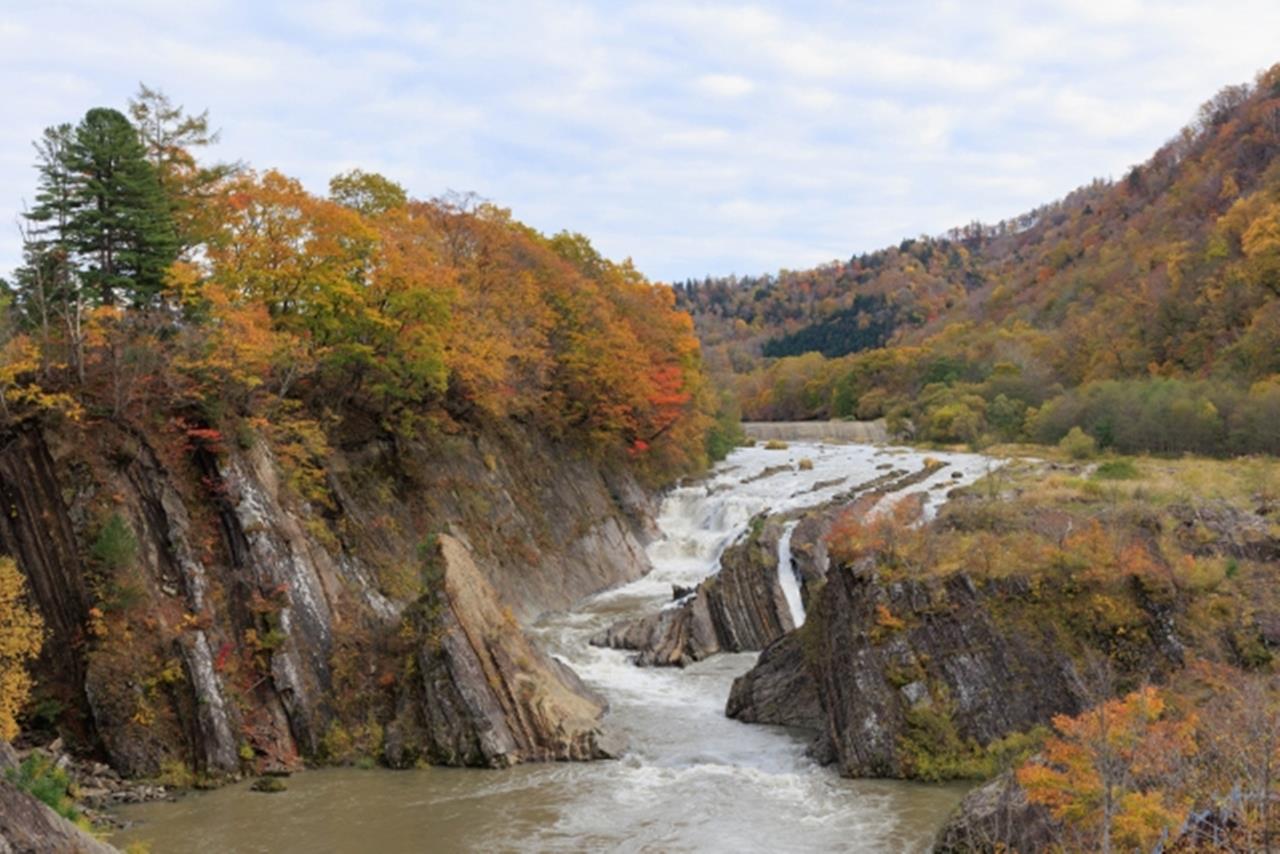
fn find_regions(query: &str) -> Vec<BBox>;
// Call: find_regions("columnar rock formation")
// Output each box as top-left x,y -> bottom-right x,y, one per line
0,420 -> 653,776
384,535 -> 622,766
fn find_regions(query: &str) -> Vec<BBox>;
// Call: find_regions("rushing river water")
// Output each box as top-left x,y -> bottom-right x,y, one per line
113,442 -> 998,853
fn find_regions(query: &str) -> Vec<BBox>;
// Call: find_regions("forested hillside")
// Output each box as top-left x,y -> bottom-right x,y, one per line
3,87 -> 724,486
678,64 -> 1280,455
0,87 -> 731,784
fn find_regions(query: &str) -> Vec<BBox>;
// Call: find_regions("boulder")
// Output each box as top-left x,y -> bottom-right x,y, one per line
0,780 -> 119,854
932,770 -> 1057,853
388,535 -> 622,767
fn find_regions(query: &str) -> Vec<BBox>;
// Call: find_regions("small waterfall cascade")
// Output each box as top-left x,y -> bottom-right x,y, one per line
776,520 -> 805,627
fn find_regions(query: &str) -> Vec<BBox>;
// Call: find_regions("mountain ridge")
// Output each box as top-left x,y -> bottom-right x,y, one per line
676,64 -> 1280,455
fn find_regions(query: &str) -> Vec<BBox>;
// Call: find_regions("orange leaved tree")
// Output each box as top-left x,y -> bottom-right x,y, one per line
1017,686 -> 1197,853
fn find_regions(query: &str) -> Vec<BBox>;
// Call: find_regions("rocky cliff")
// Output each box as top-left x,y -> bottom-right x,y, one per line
722,464 -> 1279,786
383,535 -> 622,767
0,417 -> 654,779
728,560 -> 1183,779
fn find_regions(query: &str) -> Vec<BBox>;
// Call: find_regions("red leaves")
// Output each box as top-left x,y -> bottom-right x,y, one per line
214,640 -> 234,673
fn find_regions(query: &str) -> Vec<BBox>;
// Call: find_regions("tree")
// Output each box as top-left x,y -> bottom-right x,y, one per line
128,83 -> 219,181
1193,667 -> 1280,851
64,107 -> 178,306
0,557 -> 44,742
128,83 -> 236,250
16,124 -> 84,378
1017,686 -> 1197,853
329,169 -> 407,217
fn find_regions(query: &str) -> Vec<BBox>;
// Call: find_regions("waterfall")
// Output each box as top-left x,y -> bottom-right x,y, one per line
776,520 -> 805,627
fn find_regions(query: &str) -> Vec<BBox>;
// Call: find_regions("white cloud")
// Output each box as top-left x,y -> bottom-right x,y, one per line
2,1 -> 1280,282
695,73 -> 755,98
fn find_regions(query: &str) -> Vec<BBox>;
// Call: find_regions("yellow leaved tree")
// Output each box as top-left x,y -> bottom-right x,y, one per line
0,556 -> 44,742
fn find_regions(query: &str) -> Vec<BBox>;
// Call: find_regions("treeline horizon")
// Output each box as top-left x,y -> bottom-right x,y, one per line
677,64 -> 1280,457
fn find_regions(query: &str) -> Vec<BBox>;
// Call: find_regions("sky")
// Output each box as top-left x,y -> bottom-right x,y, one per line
3,2 -> 1280,283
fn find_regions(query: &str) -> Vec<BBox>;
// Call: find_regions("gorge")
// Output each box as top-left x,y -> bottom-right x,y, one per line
109,439 -> 996,852
3,49 -> 1280,854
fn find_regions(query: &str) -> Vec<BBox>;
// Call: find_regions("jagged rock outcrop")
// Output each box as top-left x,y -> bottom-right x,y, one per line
0,744 -> 118,854
728,561 -> 1182,778
931,770 -> 1057,853
1170,500 -> 1280,562
590,515 -> 794,666
383,535 -> 623,767
0,418 -> 653,780
0,782 -> 120,854
724,631 -> 834,762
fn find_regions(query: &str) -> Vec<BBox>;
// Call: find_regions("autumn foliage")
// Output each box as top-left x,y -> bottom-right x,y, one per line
1017,687 -> 1198,852
0,557 -> 44,742
2,91 -> 718,486
678,64 -> 1280,455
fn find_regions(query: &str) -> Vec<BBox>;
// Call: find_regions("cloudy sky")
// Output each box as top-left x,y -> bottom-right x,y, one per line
3,2 -> 1280,282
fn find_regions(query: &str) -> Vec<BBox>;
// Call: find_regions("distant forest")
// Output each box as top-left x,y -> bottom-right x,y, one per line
677,66 -> 1280,455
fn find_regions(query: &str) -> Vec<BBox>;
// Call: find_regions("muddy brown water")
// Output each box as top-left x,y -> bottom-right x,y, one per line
113,443 -> 991,853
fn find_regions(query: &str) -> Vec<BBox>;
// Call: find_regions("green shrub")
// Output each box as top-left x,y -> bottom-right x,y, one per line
6,753 -> 78,821
705,394 -> 746,462
855,388 -> 889,420
90,513 -> 137,572
1093,459 -> 1139,480
1031,378 -> 1280,456
1059,426 -> 1097,460
898,701 -> 1048,782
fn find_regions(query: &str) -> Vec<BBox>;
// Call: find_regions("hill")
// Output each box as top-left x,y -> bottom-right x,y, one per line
0,87 -> 727,785
676,65 -> 1280,455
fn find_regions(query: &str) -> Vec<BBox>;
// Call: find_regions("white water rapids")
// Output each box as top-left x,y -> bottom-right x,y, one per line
114,442 -> 997,853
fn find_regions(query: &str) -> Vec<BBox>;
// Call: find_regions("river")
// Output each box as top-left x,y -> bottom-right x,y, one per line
113,441 -> 997,853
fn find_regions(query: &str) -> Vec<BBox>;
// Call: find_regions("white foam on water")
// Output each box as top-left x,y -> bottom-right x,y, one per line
521,441 -> 1001,852
776,519 -> 805,627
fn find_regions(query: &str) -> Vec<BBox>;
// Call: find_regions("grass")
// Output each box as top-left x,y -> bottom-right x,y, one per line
1093,459 -> 1140,480
974,448 -> 1279,512
5,753 -> 81,823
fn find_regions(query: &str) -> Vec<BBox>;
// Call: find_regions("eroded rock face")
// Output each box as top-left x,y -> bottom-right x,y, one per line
730,559 -> 1183,779
813,567 -> 1092,777
591,516 -> 794,666
724,631 -> 833,762
385,535 -> 622,767
0,780 -> 119,854
0,419 -> 652,780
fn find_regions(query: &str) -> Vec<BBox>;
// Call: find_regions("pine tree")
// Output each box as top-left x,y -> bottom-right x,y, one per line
64,107 -> 177,305
17,124 -> 83,378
